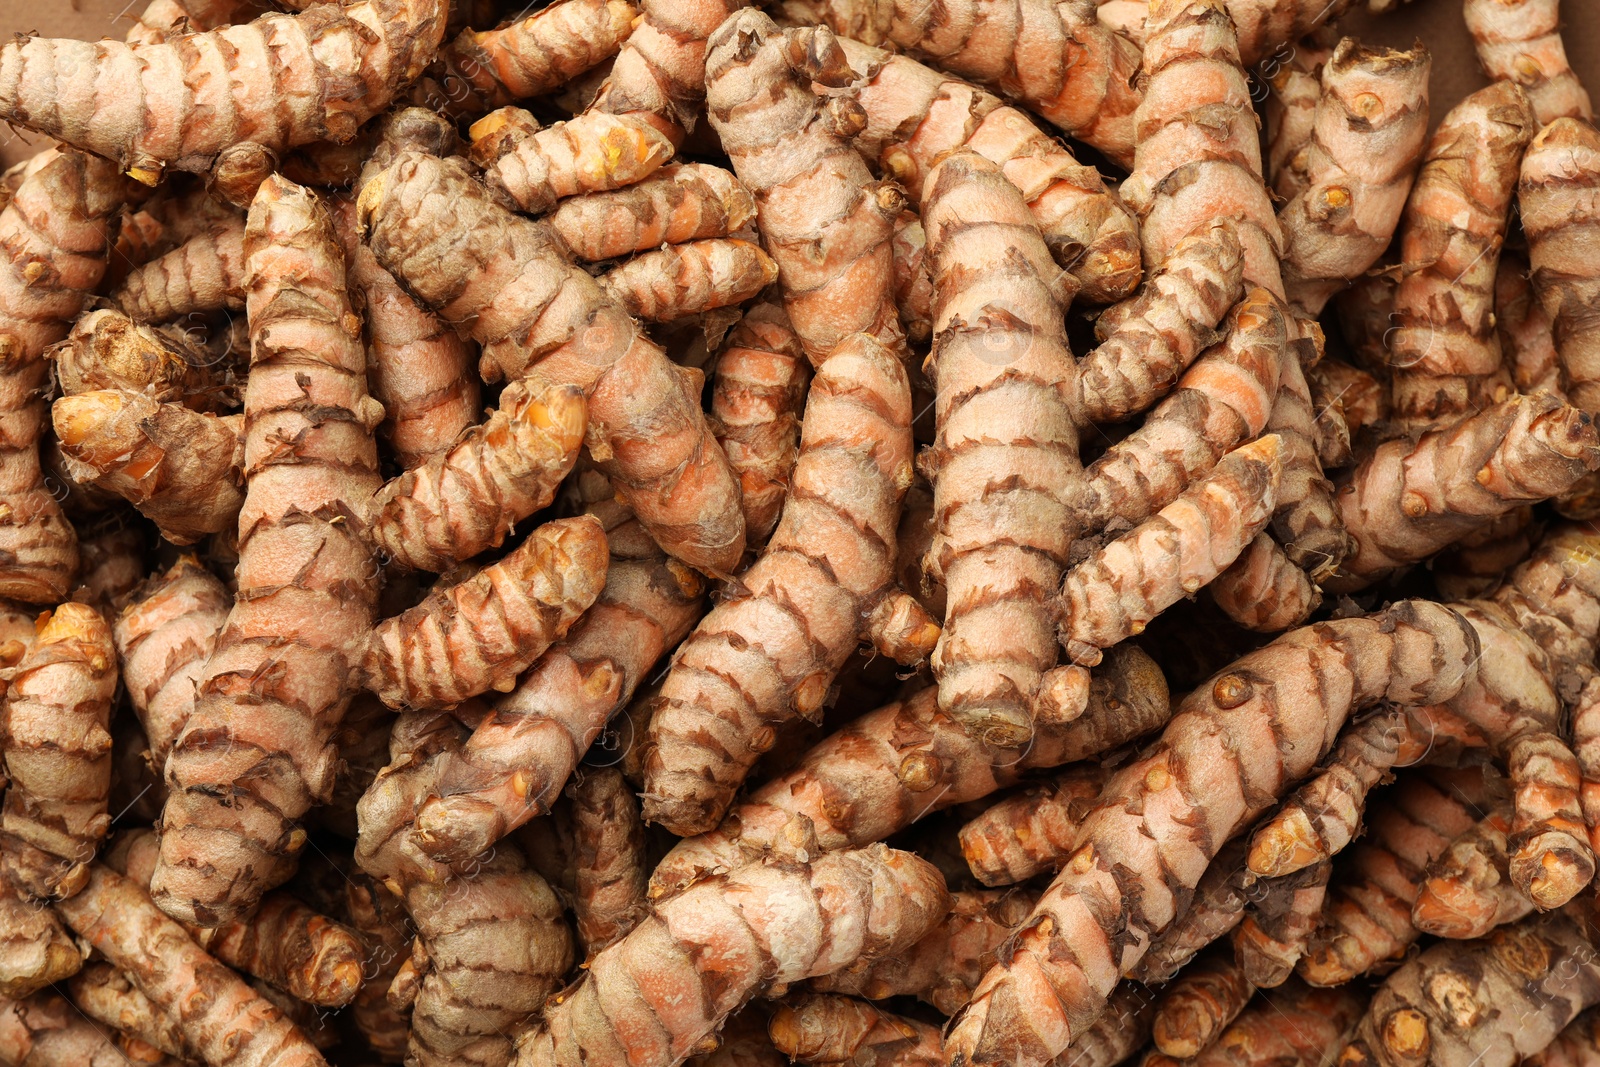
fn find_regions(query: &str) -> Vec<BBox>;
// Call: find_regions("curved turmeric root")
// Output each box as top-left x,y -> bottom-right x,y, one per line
957,766 -> 1111,887
511,842 -> 949,1067
54,308 -> 232,410
0,603 -> 117,901
1521,118 -> 1600,416
67,961 -> 186,1061
0,874 -> 81,997
0,151 -> 125,604
547,162 -> 757,262
601,238 -> 777,322
153,177 -> 384,927
1465,0 -> 1592,126
112,216 -> 247,323
1,990 -> 168,1067
1231,859 -> 1330,987
1411,805 -> 1529,940
770,995 -> 941,1066
569,767 -> 649,955
0,0 -> 449,183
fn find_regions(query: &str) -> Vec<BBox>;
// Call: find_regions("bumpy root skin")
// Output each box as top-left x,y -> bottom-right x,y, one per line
1188,980 -> 1364,1067
1521,118 -> 1600,416
769,995 -> 941,1066
1208,533 -> 1321,632
0,875 -> 82,997
0,603 -> 116,900
112,216 -> 248,322
958,765 -> 1111,887
1465,0 -> 1592,127
1230,859 -> 1331,987
472,107 -> 675,216
0,990 -> 152,1067
1152,949 -> 1254,1060
600,238 -> 778,322
547,162 -> 757,262
569,767 -> 649,955
1411,806 -> 1529,939
153,176 -> 383,928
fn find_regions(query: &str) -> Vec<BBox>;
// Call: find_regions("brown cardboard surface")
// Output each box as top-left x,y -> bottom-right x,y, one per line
0,0 -> 1596,167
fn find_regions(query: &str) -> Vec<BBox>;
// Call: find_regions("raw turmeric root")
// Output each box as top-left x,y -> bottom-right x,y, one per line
600,238 -> 777,322
1,603 -> 116,900
107,829 -> 365,1010
770,995 -> 941,1066
512,841 -> 949,1067
153,176 -> 383,927
812,889 -> 1038,1014
569,767 -> 648,955
1520,117 -> 1600,416
52,391 -> 244,545
1339,912 -> 1600,1067
54,864 -> 331,1067
112,215 -> 247,323
397,472 -> 701,864
1299,767 -> 1495,985
361,515 -> 609,710
54,308 -> 232,410
113,557 -> 230,772
67,961 -> 186,1061
1170,980 -> 1364,1067
1465,0 -> 1592,127
1387,81 -> 1534,430
0,150 -> 125,604
1231,859 -> 1330,987
0,874 -> 81,997
414,0 -> 639,117
358,148 -> 746,576
1,990 -> 163,1067
0,0 -> 449,183
123,0 -> 260,46
1152,949 -> 1254,1060
1530,1008 -> 1600,1067
1410,805 -> 1530,940
920,149 -> 1083,747
1132,840 -> 1252,985
1278,40 -> 1432,316
957,766 -> 1112,887
711,300 -> 810,544
838,39 -> 1142,305
946,600 -> 1478,1067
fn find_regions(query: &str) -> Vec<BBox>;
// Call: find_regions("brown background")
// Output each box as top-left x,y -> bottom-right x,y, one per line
0,0 -> 1596,167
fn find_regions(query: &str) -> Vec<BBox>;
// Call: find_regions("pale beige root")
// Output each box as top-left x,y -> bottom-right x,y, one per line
643,14 -> 927,836
0,0 -> 448,182
358,150 -> 746,577
472,107 -> 675,216
1230,859 -> 1330,987
0,874 -> 81,997
1497,253 -> 1564,399
836,39 -> 1142,305
51,391 -> 243,545
585,0 -> 745,140
957,766 -> 1112,887
1465,0 -> 1592,126
711,300 -> 810,545
812,889 -> 1038,1014
1339,912 -> 1600,1067
54,864 -> 330,1067
108,828 -> 366,1010
547,162 -> 757,262
414,0 -> 640,117
1577,677 -> 1600,859
68,525 -> 147,619
0,151 -> 125,604
1120,0 -> 1283,297
1279,40 -> 1432,317
1077,225 -> 1248,426
945,601 -> 1480,1067
1058,435 -> 1282,667
1387,82 -> 1535,431
113,557 -> 230,772
1055,985 -> 1154,1067
1248,705 -> 1425,879
1083,290 -> 1284,533
355,710 -> 575,1067
1529,1008 -> 1600,1067
783,0 -> 1143,168
361,515 -> 609,710
1208,534 -> 1321,633
1330,395 -> 1600,590
0,990 -> 153,1067
1308,359 -> 1388,443
123,0 -> 261,46
54,308 -> 231,410
153,177 -> 383,928
331,197 -> 479,472
0,604 -> 116,900
405,485 -> 705,866
770,994 -> 941,1066
1521,118 -> 1600,415
649,648 -> 1170,900
600,238 -> 778,322
1266,59 -> 1324,200
369,380 -> 587,574
888,216 -> 934,351
512,843 -> 950,1067
1410,806 -> 1530,939
67,961 -> 186,1060
1299,768 -> 1493,985
569,767 -> 648,955
112,216 -> 248,322
1151,949 -> 1252,1060
1177,981 -> 1364,1067
919,150 -> 1082,748
1130,840 -> 1250,985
